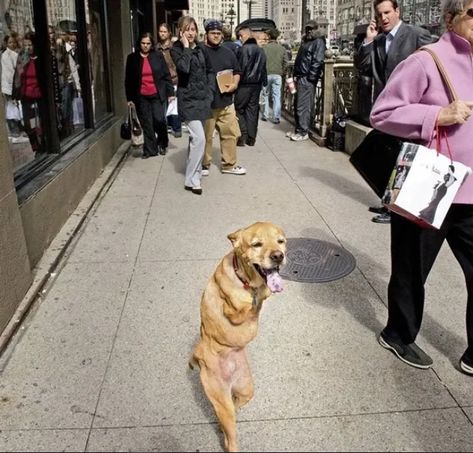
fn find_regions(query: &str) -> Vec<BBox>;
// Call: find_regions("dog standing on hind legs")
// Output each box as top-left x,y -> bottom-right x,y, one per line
189,221 -> 287,452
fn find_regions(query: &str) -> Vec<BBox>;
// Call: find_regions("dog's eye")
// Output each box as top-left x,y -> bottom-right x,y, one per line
252,242 -> 263,248
277,239 -> 286,244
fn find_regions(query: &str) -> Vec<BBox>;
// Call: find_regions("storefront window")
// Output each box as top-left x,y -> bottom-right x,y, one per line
0,0 -> 45,172
85,0 -> 109,122
46,0 -> 84,142
1,0 -> 111,176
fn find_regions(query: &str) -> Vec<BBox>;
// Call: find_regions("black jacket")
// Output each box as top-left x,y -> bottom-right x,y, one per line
238,38 -> 267,86
170,41 -> 214,122
293,32 -> 326,84
354,22 -> 432,100
124,50 -> 174,104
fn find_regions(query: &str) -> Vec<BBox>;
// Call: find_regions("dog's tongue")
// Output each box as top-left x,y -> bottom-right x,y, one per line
266,270 -> 283,293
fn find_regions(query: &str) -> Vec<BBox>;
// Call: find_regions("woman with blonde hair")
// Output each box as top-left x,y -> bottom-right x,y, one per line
171,16 -> 214,195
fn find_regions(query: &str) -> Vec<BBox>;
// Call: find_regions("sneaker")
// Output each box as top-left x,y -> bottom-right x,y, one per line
261,117 -> 267,122
222,165 -> 247,175
378,331 -> 433,369
372,212 -> 391,224
285,131 -> 296,138
11,136 -> 30,144
202,166 -> 210,176
460,354 -> 473,376
272,119 -> 280,124
290,133 -> 309,142
173,130 -> 182,138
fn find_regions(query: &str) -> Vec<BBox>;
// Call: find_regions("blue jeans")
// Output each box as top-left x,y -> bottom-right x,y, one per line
263,74 -> 282,121
167,114 -> 181,133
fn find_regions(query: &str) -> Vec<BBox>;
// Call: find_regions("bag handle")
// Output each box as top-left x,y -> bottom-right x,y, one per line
418,47 -> 458,102
419,47 -> 457,163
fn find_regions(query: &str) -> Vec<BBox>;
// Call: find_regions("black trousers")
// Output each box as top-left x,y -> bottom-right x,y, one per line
294,80 -> 315,135
136,95 -> 168,156
386,205 -> 473,362
234,84 -> 262,141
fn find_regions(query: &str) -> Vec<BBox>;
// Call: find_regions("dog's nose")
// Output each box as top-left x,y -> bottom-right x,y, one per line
270,251 -> 284,264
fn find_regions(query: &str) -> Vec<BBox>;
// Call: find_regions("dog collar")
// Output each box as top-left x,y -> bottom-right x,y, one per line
233,253 -> 251,290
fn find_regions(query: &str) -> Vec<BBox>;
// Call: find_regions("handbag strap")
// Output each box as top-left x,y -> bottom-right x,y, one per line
418,47 -> 458,102
419,47 -> 456,163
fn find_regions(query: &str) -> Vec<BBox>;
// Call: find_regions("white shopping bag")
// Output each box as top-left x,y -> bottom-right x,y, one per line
382,140 -> 471,229
166,97 -> 178,116
6,100 -> 22,121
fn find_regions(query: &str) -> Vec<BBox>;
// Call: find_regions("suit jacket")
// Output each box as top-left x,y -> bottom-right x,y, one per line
355,22 -> 432,100
124,50 -> 174,104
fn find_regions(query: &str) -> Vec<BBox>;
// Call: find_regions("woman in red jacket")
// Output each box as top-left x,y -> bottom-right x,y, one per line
125,32 -> 174,158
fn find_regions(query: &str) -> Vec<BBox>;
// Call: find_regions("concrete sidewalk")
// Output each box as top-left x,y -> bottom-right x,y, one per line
0,118 -> 472,452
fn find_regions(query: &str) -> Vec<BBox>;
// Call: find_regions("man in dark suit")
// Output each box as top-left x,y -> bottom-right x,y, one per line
355,0 -> 432,223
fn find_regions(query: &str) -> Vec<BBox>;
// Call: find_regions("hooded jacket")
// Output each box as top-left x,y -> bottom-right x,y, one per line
293,30 -> 326,84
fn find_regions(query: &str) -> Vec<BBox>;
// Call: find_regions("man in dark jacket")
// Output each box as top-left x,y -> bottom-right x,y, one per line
289,20 -> 326,142
234,26 -> 267,147
354,0 -> 432,224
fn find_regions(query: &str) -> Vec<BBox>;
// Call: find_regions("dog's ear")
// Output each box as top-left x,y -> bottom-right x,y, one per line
227,229 -> 242,248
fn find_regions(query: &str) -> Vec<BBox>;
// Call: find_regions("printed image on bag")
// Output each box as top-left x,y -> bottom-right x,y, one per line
382,142 -> 471,229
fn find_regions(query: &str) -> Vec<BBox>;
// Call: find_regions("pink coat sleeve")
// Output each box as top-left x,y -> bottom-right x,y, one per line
369,54 -> 442,144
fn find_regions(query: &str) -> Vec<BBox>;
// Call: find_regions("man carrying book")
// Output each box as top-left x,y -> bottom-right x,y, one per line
202,19 -> 246,176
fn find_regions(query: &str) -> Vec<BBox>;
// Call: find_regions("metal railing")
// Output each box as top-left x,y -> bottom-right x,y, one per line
282,57 -> 357,141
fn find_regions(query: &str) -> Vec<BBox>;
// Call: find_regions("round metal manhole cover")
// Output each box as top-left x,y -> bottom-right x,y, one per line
280,238 -> 356,283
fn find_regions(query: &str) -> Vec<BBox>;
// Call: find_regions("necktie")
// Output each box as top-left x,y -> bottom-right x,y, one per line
385,33 -> 394,54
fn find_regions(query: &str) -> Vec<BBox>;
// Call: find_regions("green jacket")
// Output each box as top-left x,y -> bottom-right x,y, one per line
263,40 -> 288,76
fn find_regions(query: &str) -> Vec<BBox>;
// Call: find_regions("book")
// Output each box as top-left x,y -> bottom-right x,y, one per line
216,69 -> 234,94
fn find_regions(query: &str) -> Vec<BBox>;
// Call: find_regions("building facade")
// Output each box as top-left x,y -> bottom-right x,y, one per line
0,0 -> 187,340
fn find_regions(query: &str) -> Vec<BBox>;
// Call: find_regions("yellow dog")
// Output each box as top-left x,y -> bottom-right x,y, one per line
190,221 -> 287,452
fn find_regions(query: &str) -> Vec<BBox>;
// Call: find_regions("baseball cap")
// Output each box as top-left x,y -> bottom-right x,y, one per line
204,19 -> 223,32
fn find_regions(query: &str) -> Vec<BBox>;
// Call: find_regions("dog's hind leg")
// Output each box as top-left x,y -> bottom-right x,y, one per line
232,350 -> 254,411
199,366 -> 239,452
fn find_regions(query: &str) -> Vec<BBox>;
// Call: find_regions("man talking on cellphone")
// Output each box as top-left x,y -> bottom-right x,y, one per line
354,0 -> 432,224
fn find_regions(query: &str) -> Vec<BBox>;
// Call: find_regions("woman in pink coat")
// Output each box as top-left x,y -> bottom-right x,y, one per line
370,0 -> 473,375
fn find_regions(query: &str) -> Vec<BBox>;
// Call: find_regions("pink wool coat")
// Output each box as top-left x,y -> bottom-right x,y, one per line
370,31 -> 473,204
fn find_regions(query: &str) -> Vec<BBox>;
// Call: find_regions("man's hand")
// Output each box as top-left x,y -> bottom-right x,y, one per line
222,83 -> 238,93
437,100 -> 473,126
365,19 -> 379,44
127,101 -> 134,107
168,96 -> 176,102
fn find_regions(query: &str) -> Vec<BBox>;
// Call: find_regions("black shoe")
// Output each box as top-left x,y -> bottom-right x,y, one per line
378,331 -> 433,369
246,138 -> 255,146
173,131 -> 182,138
141,154 -> 150,159
372,212 -> 391,224
159,146 -> 168,156
237,138 -> 246,147
184,185 -> 203,195
369,205 -> 386,214
460,353 -> 473,376
273,119 -> 280,124
261,117 -> 267,122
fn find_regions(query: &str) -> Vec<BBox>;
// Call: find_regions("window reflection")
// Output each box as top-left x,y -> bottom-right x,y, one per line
46,1 -> 84,141
1,0 -> 41,172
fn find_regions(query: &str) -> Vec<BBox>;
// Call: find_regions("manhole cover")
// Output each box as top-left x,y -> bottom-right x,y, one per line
280,238 -> 356,283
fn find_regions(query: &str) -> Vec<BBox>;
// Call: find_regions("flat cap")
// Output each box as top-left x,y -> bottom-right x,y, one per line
305,20 -> 318,29
204,19 -> 223,32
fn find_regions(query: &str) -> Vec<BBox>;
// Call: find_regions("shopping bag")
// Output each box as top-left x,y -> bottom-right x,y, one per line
129,105 -> 144,147
349,129 -> 403,198
382,132 -> 471,229
72,96 -> 84,125
166,97 -> 178,116
6,100 -> 22,121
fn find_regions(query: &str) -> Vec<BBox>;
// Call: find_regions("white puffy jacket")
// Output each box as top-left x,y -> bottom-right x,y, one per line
1,48 -> 18,96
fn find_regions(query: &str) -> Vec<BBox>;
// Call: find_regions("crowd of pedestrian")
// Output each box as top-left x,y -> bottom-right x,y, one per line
124,18 -> 322,196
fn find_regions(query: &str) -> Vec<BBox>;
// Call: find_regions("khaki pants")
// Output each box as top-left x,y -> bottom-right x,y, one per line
204,104 -> 241,170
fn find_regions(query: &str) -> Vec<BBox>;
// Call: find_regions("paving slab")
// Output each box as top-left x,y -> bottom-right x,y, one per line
85,407 -> 473,452
0,261 -> 133,430
0,429 -> 89,452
